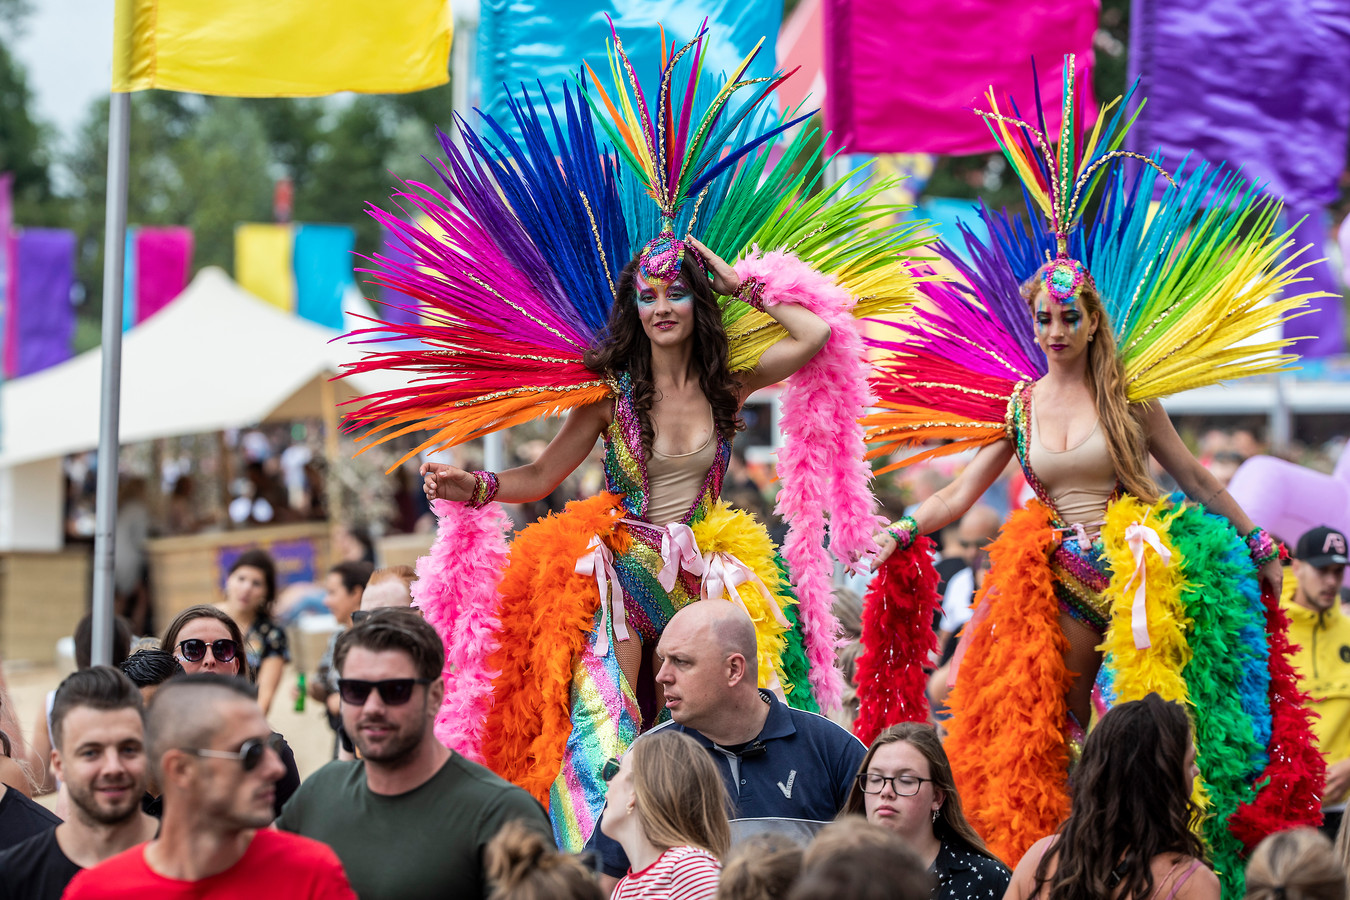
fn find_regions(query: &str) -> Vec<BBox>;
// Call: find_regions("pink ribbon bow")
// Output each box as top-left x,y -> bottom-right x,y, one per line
655,523 -> 706,591
1124,522 -> 1172,650
701,552 -> 791,629
576,535 -> 629,657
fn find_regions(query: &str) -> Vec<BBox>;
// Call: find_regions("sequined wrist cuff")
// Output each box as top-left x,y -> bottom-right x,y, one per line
468,470 -> 500,508
733,276 -> 768,311
887,515 -> 919,551
1245,526 -> 1278,566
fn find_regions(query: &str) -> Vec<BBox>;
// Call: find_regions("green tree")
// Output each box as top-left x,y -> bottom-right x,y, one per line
0,38 -> 59,225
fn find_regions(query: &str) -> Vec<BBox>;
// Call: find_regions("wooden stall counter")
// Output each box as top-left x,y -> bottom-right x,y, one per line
0,550 -> 92,665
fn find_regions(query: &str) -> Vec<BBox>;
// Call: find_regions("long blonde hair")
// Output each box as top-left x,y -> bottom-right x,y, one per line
631,729 -> 732,859
1024,274 -> 1158,503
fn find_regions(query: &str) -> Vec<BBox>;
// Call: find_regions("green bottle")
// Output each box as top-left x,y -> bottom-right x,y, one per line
295,672 -> 306,712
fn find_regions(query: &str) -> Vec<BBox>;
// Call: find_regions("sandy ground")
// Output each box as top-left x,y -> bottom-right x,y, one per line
4,661 -> 339,810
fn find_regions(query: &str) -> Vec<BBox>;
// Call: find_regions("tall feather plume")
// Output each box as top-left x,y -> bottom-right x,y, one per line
339,79 -> 630,467
865,59 -> 1319,471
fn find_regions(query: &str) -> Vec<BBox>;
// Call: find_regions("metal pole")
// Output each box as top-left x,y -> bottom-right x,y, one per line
91,93 -> 131,665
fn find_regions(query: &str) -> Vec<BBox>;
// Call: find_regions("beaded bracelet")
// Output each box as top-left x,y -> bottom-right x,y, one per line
1245,526 -> 1279,566
887,515 -> 919,551
733,275 -> 768,311
468,470 -> 500,509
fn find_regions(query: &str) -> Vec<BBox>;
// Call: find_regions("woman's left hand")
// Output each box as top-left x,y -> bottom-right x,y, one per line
1259,557 -> 1283,600
685,235 -> 739,296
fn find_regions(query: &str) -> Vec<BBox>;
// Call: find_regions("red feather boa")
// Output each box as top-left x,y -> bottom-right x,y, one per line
854,537 -> 941,745
1227,586 -> 1326,847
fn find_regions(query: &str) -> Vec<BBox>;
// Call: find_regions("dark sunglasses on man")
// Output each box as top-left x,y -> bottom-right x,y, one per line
337,678 -> 432,706
185,733 -> 286,772
176,638 -> 241,664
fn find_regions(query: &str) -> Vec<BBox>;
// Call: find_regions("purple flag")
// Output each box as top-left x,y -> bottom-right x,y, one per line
1129,0 -> 1350,357
5,229 -> 76,378
374,224 -> 425,328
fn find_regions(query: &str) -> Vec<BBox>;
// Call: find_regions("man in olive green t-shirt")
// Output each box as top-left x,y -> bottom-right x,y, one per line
276,611 -> 553,899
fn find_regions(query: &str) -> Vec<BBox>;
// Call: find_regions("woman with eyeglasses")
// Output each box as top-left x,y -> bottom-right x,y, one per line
216,549 -> 289,715
841,723 -> 1009,900
600,729 -> 730,900
160,605 -> 300,818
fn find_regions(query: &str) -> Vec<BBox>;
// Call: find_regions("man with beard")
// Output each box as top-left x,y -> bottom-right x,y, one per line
63,674 -> 353,898
0,668 -> 157,899
276,609 -> 552,899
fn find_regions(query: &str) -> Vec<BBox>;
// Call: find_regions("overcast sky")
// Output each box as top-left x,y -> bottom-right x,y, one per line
13,0 -> 114,147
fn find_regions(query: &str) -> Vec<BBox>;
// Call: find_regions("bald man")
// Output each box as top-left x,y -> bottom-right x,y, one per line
64,675 -> 353,899
937,505 -> 1003,645
590,600 -> 867,886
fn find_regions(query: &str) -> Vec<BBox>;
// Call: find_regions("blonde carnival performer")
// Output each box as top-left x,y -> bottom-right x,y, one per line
339,25 -> 927,851
853,62 -> 1327,896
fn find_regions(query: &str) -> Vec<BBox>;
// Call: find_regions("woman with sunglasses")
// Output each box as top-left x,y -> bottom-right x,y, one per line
216,549 -> 289,715
600,729 -> 730,900
841,723 -> 1009,900
160,606 -> 300,817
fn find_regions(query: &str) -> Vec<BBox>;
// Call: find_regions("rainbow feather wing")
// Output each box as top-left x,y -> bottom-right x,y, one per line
864,230 -> 1045,472
1088,160 -> 1317,400
340,82 -> 629,465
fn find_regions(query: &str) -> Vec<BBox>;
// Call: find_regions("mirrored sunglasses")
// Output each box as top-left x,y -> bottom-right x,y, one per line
186,733 -> 286,772
176,638 -> 240,664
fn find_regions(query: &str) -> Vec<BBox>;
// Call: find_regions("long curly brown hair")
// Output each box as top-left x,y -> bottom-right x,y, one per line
1033,693 -> 1206,900
1023,274 -> 1158,503
585,254 -> 742,458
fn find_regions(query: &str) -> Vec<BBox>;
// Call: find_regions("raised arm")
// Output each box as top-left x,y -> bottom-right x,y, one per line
875,440 -> 1015,564
421,400 -> 611,505
684,236 -> 832,400
1141,401 -> 1282,595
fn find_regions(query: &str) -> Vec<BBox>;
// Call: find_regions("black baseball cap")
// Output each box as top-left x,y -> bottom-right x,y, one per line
1294,526 -> 1349,568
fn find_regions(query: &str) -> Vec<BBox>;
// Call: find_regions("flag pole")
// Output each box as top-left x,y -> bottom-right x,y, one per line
91,92 -> 131,665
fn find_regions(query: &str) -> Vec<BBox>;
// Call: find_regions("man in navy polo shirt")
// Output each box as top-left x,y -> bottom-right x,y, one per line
590,600 -> 866,885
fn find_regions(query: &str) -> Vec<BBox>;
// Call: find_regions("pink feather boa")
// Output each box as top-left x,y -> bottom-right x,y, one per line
411,498 -> 512,763
735,249 -> 882,712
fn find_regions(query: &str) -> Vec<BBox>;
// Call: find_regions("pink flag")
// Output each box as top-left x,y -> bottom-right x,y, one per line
823,0 -> 1098,155
135,227 -> 194,323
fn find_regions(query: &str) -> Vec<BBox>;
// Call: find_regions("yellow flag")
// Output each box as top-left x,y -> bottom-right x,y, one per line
113,0 -> 452,96
236,224 -> 296,312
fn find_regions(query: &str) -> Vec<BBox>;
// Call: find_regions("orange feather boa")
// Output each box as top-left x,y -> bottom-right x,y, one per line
944,501 -> 1071,866
481,494 -> 630,802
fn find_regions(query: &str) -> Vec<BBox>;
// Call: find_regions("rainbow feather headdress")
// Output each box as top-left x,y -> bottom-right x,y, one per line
582,23 -> 804,284
979,58 -> 1175,304
339,23 -> 927,466
864,59 -> 1324,471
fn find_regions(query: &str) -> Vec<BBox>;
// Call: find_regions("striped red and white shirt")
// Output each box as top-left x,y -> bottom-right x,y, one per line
611,846 -> 722,900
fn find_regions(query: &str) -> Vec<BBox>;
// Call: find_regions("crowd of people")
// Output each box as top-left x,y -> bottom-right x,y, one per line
1,20 -> 1348,900
2,575 -> 1350,899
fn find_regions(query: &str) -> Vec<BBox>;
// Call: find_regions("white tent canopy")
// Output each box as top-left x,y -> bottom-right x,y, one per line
0,267 -> 404,550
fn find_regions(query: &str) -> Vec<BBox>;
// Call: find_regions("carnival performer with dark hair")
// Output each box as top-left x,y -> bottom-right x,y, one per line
853,61 -> 1326,893
339,25 -> 927,851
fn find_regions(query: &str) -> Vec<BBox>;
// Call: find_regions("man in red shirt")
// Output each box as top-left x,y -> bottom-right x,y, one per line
63,674 -> 353,899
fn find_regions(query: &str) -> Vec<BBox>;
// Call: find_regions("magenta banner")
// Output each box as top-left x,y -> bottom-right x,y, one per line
1129,0 -> 1350,357
823,0 -> 1098,155
5,229 -> 76,378
135,226 -> 194,323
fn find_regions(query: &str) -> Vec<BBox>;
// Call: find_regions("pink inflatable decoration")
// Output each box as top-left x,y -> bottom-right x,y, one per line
1228,444 -> 1350,585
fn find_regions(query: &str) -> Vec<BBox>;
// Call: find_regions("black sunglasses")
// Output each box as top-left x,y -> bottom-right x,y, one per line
176,638 -> 240,664
601,757 -> 622,782
337,678 -> 432,706
186,733 -> 285,772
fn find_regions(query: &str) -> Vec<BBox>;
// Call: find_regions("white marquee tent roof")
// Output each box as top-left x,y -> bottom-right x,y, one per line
0,267 -> 403,467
